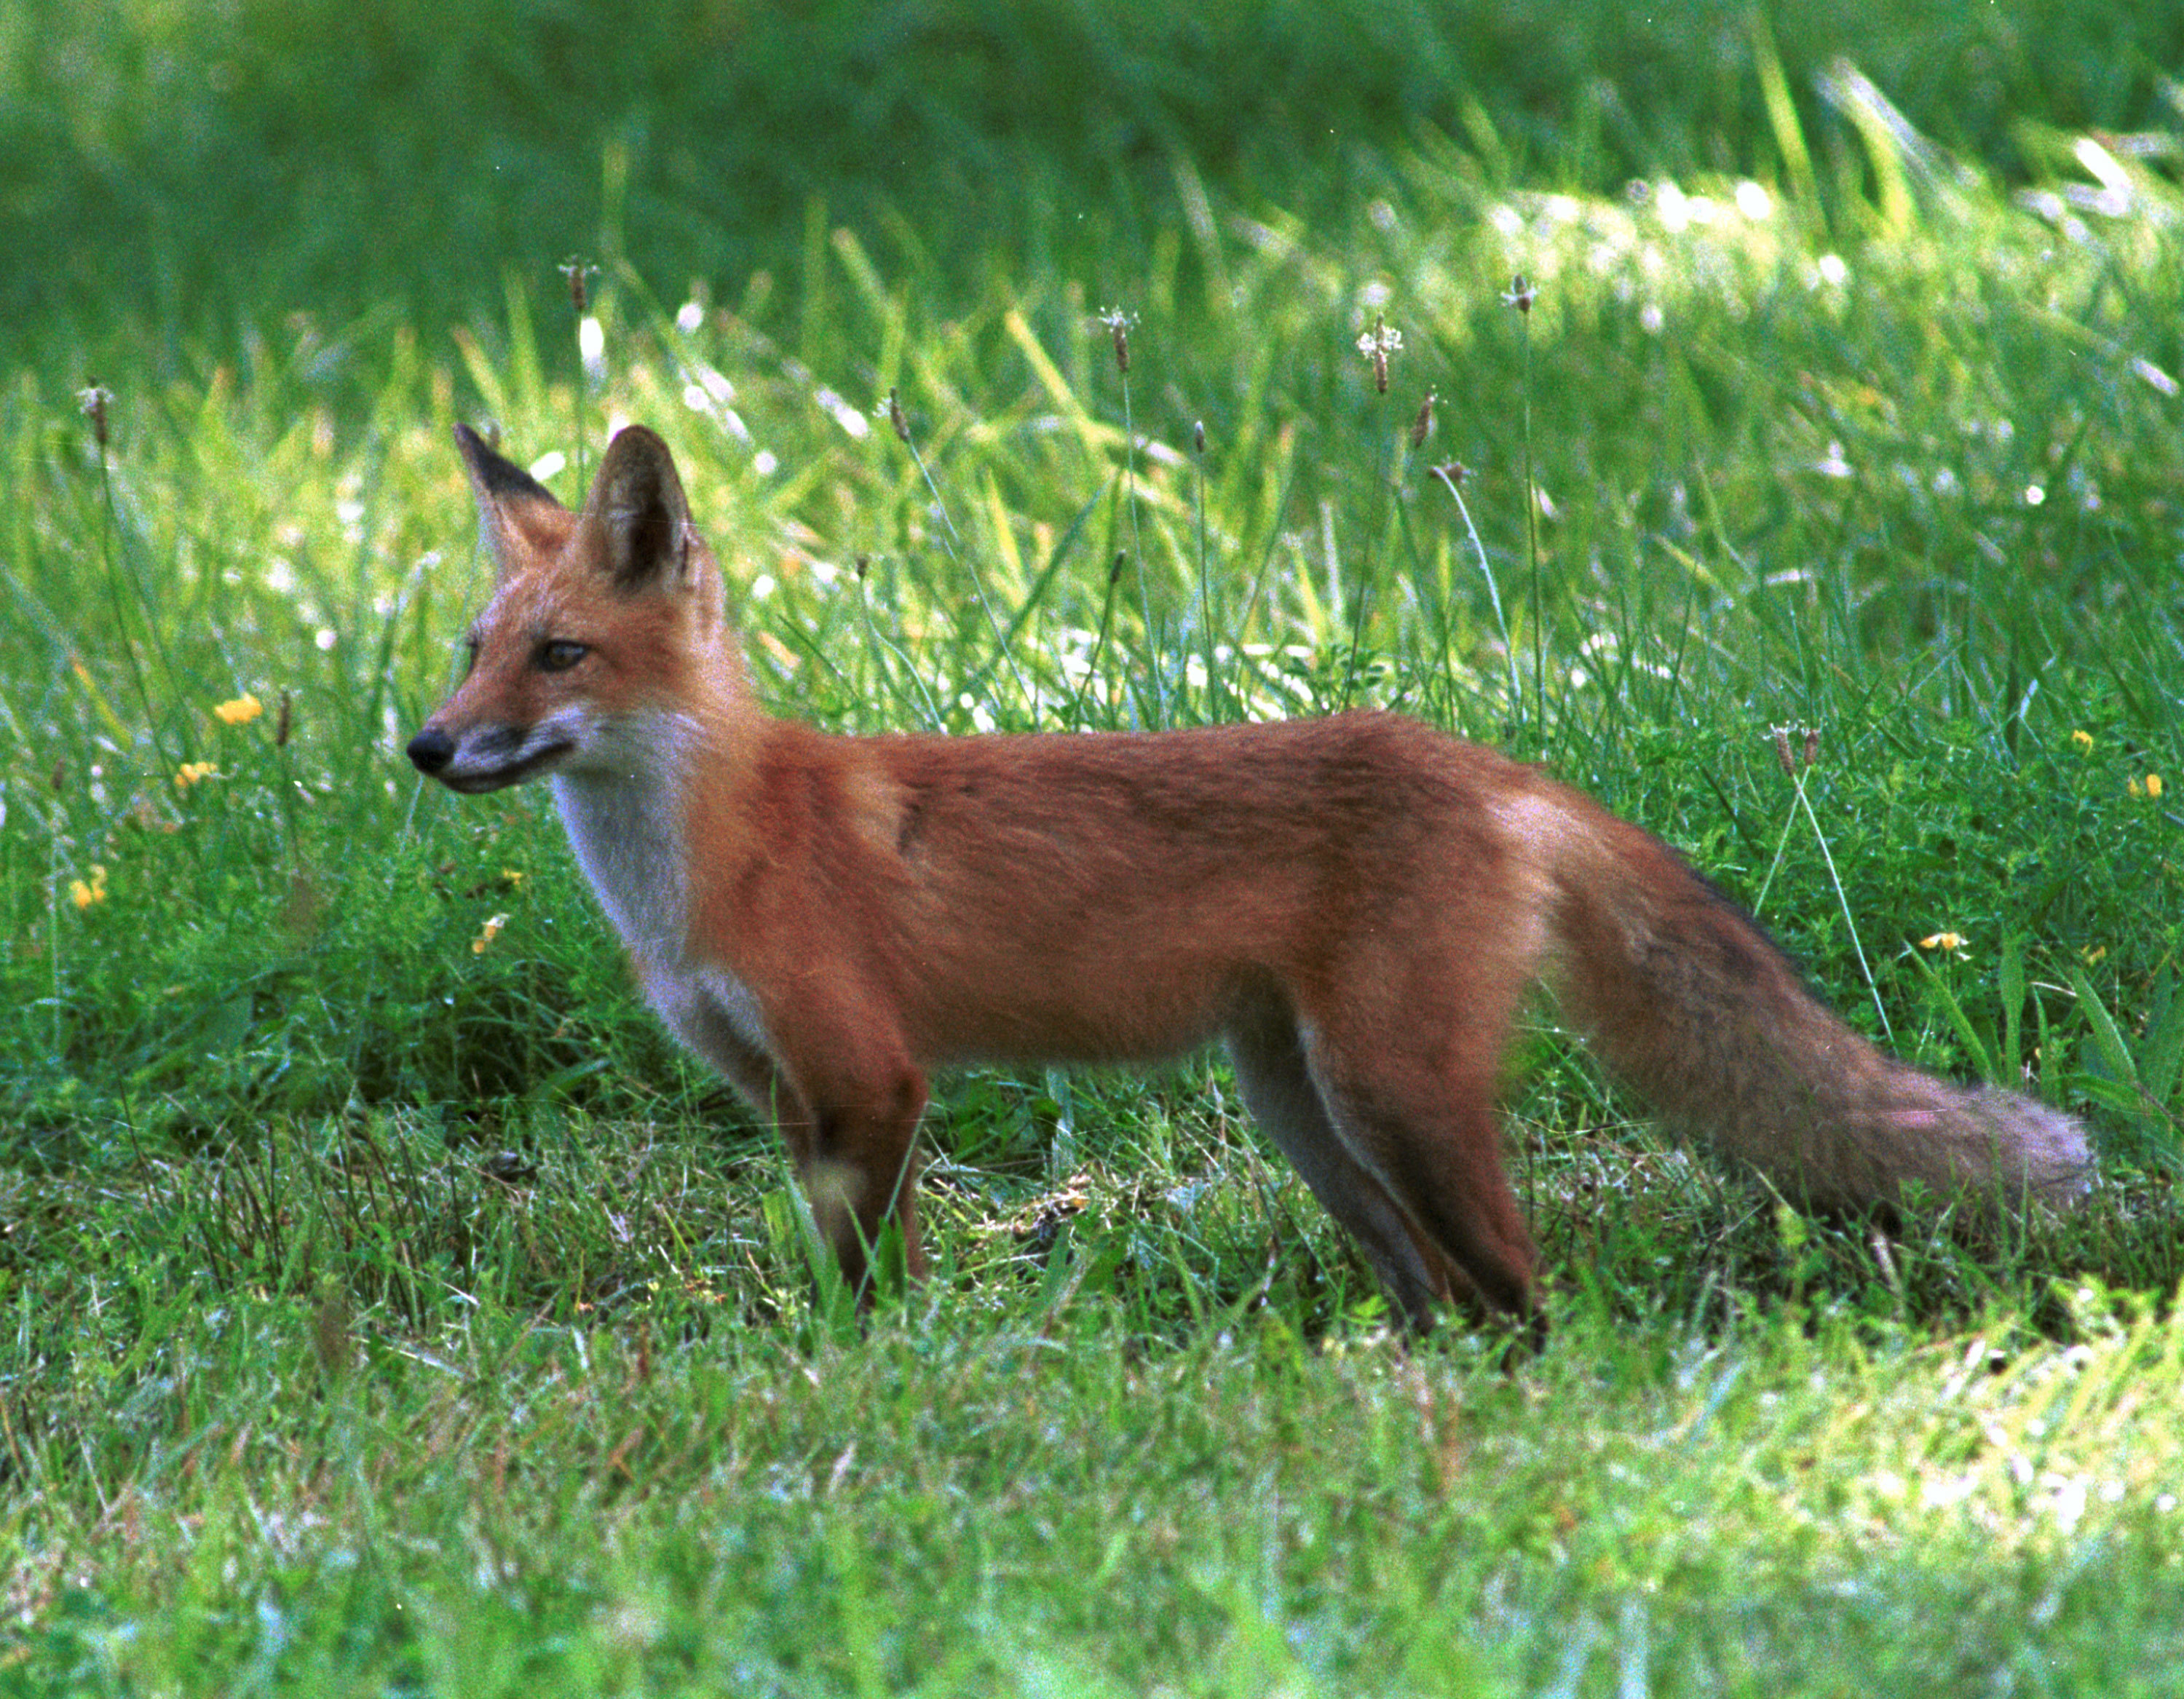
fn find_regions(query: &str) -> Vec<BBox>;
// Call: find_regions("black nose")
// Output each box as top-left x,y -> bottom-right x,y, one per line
407,727 -> 454,775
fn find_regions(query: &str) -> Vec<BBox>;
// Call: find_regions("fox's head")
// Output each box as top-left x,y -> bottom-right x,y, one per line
407,425 -> 740,793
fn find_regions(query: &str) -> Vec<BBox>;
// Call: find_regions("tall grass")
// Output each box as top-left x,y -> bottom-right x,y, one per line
10,74 -> 2182,1138
6,1 -> 2182,380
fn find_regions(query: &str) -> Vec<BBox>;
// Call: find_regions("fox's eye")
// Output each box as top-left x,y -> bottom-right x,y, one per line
459,636 -> 481,677
539,640 -> 589,673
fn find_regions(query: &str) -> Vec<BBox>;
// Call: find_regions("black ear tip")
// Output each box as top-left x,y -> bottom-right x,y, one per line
457,422 -> 561,507
595,425 -> 689,512
453,420 -> 504,462
586,425 -> 694,584
599,424 -> 675,478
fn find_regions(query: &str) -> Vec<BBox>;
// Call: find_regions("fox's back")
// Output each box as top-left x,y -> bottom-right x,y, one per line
691,712 -> 1555,1066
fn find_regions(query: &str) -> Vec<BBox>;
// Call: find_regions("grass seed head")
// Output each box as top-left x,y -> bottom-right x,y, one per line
77,383 -> 113,449
1773,724 -> 1821,774
1096,308 -> 1135,376
1356,314 -> 1401,394
558,257 -> 596,315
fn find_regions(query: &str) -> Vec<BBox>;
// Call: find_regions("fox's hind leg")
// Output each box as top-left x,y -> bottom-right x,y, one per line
1286,956 -> 1543,1332
1226,996 -> 1470,1330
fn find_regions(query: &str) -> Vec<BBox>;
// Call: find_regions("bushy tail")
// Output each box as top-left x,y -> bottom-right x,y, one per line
1538,793 -> 2091,1213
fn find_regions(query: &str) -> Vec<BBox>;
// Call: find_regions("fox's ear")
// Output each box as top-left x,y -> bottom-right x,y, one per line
454,423 -> 566,578
585,425 -> 696,593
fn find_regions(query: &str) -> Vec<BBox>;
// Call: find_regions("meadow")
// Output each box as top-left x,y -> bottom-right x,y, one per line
4,1 -> 2184,1690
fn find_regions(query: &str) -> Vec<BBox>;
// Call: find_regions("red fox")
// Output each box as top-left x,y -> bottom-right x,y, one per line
408,424 -> 2090,1331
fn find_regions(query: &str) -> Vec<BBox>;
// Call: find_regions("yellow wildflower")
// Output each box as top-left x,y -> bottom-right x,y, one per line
2070,729 -> 2093,753
2148,775 -> 2165,801
214,693 -> 264,726
473,912 -> 510,955
68,864 -> 109,909
1919,932 -> 1967,954
174,761 -> 218,791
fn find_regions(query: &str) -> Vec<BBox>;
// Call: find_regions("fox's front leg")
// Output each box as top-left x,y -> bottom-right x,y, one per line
644,965 -> 930,1298
735,1064 -> 930,1300
794,1073 -> 929,1298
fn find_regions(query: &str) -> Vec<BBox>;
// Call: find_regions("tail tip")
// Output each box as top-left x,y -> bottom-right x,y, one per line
1958,1088 -> 2094,1208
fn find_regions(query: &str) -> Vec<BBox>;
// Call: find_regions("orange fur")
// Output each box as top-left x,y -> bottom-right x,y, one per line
408,424 -> 2091,1333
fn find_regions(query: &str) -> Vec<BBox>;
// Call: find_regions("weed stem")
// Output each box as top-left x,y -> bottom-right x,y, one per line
1433,464 -> 1520,720
891,391 -> 1038,721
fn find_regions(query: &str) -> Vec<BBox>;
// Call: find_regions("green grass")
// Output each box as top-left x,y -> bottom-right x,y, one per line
12,1254 -> 2184,1694
6,0 -> 2184,1690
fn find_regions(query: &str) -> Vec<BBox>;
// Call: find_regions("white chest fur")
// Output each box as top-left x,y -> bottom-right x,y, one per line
553,765 -> 689,965
551,751 -> 773,1066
